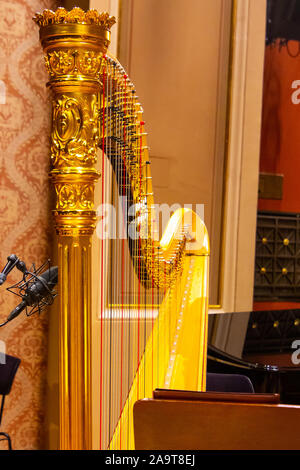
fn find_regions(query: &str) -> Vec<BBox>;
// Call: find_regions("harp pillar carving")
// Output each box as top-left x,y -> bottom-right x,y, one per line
34,8 -> 115,450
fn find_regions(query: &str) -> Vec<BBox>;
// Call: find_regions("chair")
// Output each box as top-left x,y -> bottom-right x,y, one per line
0,354 -> 21,450
206,372 -> 255,393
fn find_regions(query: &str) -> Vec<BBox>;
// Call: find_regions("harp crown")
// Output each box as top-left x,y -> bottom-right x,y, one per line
33,7 -> 116,28
33,7 -> 116,49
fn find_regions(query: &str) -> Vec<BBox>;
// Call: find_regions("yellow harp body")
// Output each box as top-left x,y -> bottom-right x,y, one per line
34,7 -> 209,450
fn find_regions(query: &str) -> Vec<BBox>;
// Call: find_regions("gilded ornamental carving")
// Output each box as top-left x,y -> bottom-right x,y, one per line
45,49 -> 104,77
55,183 -> 94,211
34,7 -> 115,236
33,7 -> 116,29
51,94 -> 99,168
46,50 -> 75,75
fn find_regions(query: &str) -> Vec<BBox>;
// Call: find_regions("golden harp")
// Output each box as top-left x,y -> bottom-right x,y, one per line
34,7 -> 209,450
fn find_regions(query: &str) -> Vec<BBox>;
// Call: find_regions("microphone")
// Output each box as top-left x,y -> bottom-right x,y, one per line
6,266 -> 58,322
0,254 -> 28,286
0,254 -> 18,285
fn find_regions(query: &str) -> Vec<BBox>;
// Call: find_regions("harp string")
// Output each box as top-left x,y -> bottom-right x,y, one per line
108,58 -> 112,449
99,56 -> 106,449
99,57 -> 190,449
126,76 -> 132,451
119,72 -> 124,449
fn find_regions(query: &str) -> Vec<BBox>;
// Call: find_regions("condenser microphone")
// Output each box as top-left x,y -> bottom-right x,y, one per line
0,255 -> 18,286
0,254 -> 28,286
6,266 -> 58,322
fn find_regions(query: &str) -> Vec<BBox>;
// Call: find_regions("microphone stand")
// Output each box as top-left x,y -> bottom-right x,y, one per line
0,259 -> 57,327
0,255 -> 27,327
0,254 -> 27,286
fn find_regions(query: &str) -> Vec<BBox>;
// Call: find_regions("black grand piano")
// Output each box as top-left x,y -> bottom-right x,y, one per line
207,309 -> 300,404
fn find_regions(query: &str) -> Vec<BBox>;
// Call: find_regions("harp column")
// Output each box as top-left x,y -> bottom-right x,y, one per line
34,8 -> 115,450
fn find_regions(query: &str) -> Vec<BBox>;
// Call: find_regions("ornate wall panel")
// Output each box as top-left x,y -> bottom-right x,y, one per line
255,210 -> 300,301
0,0 -> 58,450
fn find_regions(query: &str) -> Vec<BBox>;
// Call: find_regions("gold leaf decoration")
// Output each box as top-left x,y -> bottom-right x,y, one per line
57,184 -> 78,210
33,7 -> 116,30
55,183 -> 94,211
54,7 -> 68,24
66,7 -> 86,24
48,50 -> 75,75
77,50 -> 102,76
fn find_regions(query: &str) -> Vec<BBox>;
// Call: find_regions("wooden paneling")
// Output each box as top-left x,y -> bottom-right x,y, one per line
134,396 -> 300,449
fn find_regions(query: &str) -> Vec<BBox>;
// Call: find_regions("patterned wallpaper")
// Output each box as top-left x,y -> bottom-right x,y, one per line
0,0 -> 57,450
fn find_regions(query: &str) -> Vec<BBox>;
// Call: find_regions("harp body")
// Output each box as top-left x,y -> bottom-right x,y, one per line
34,8 -> 209,450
